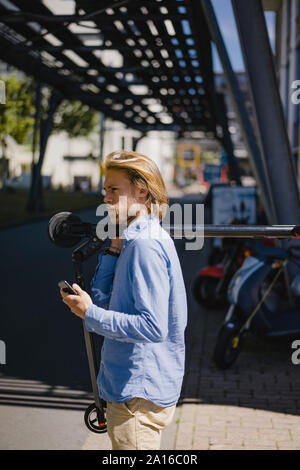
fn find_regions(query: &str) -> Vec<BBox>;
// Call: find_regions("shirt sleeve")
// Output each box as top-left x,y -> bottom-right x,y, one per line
84,241 -> 170,343
89,253 -> 118,309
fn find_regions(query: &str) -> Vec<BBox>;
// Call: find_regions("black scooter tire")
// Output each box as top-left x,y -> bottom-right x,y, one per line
84,403 -> 107,434
193,275 -> 227,309
213,321 -> 244,369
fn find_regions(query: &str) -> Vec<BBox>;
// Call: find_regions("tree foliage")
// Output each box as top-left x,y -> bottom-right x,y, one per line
53,99 -> 99,138
0,73 -> 35,145
0,73 -> 99,148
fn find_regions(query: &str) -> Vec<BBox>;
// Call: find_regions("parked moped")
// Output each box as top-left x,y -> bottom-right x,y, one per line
192,237 -> 252,309
213,243 -> 300,369
193,201 -> 254,310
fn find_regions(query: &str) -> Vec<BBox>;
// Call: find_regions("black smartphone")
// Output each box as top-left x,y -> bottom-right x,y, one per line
58,280 -> 78,295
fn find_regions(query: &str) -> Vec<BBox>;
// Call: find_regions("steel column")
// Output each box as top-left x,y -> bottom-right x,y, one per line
132,132 -> 147,152
231,0 -> 300,225
201,0 -> 275,224
27,91 -> 62,212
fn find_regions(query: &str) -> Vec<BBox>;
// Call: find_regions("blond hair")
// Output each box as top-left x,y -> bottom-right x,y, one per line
103,150 -> 168,220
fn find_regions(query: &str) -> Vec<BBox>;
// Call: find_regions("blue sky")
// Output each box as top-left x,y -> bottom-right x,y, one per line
211,0 -> 276,73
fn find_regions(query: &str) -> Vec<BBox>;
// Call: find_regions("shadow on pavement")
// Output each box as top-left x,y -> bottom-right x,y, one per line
0,207 -> 102,410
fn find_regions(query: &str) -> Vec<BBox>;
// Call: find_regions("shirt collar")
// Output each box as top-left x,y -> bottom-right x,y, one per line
122,213 -> 159,241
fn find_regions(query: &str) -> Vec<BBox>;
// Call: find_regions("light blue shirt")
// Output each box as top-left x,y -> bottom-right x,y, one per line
84,214 -> 187,407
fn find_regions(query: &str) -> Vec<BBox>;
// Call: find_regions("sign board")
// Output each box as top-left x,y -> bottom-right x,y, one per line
203,164 -> 222,183
211,185 -> 256,248
212,185 -> 257,225
177,143 -> 200,168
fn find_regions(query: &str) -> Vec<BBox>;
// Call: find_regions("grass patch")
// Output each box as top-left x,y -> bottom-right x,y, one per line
0,188 -> 102,228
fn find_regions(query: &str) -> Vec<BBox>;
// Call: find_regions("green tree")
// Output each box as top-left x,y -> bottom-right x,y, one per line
53,99 -> 99,138
28,85 -> 99,211
0,73 -> 99,190
0,73 -> 35,146
0,73 -> 35,187
0,74 -> 99,146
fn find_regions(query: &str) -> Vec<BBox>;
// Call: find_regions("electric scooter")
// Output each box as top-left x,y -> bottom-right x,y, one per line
192,236 -> 254,309
192,202 -> 261,310
48,212 -> 109,434
213,242 -> 300,369
48,211 -> 300,432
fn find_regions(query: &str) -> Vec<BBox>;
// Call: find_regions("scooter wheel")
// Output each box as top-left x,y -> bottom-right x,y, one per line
84,403 -> 107,434
193,275 -> 227,309
213,320 -> 244,369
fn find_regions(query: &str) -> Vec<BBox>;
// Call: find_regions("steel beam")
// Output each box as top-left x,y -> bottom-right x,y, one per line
231,0 -> 300,225
0,13 -> 185,23
201,0 -> 275,224
27,92 -> 63,212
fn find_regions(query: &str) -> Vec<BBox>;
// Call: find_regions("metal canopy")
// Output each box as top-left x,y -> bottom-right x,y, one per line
0,0 -> 220,136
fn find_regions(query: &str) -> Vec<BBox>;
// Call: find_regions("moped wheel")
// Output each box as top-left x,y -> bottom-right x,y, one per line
84,402 -> 107,434
213,320 -> 244,369
193,275 -> 227,309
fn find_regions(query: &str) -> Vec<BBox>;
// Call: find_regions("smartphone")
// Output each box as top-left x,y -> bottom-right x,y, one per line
58,280 -> 78,295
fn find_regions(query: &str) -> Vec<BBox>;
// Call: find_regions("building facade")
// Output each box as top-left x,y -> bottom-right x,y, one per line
268,0 -> 300,186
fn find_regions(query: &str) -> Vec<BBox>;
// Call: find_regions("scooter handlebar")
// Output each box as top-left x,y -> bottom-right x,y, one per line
167,224 -> 300,239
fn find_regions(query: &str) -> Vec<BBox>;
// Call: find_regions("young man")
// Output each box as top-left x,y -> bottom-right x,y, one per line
60,151 -> 187,450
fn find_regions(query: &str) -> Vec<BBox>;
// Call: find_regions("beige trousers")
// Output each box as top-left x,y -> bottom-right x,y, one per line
106,397 -> 176,450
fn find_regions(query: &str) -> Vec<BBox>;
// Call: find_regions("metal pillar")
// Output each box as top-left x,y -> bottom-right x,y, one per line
132,132 -> 146,152
231,0 -> 300,225
31,80 -> 42,173
201,0 -> 275,224
27,91 -> 62,212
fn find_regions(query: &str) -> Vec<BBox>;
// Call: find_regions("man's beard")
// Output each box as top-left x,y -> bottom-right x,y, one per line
106,205 -> 134,226
106,201 -> 147,228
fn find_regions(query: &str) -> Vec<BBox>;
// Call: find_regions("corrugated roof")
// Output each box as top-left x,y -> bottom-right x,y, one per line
0,0 -> 220,136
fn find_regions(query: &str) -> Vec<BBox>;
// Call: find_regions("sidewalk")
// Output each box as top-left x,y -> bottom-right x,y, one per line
164,296 -> 300,450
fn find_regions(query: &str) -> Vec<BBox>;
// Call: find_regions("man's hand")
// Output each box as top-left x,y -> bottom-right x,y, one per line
60,283 -> 92,319
110,238 -> 123,251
